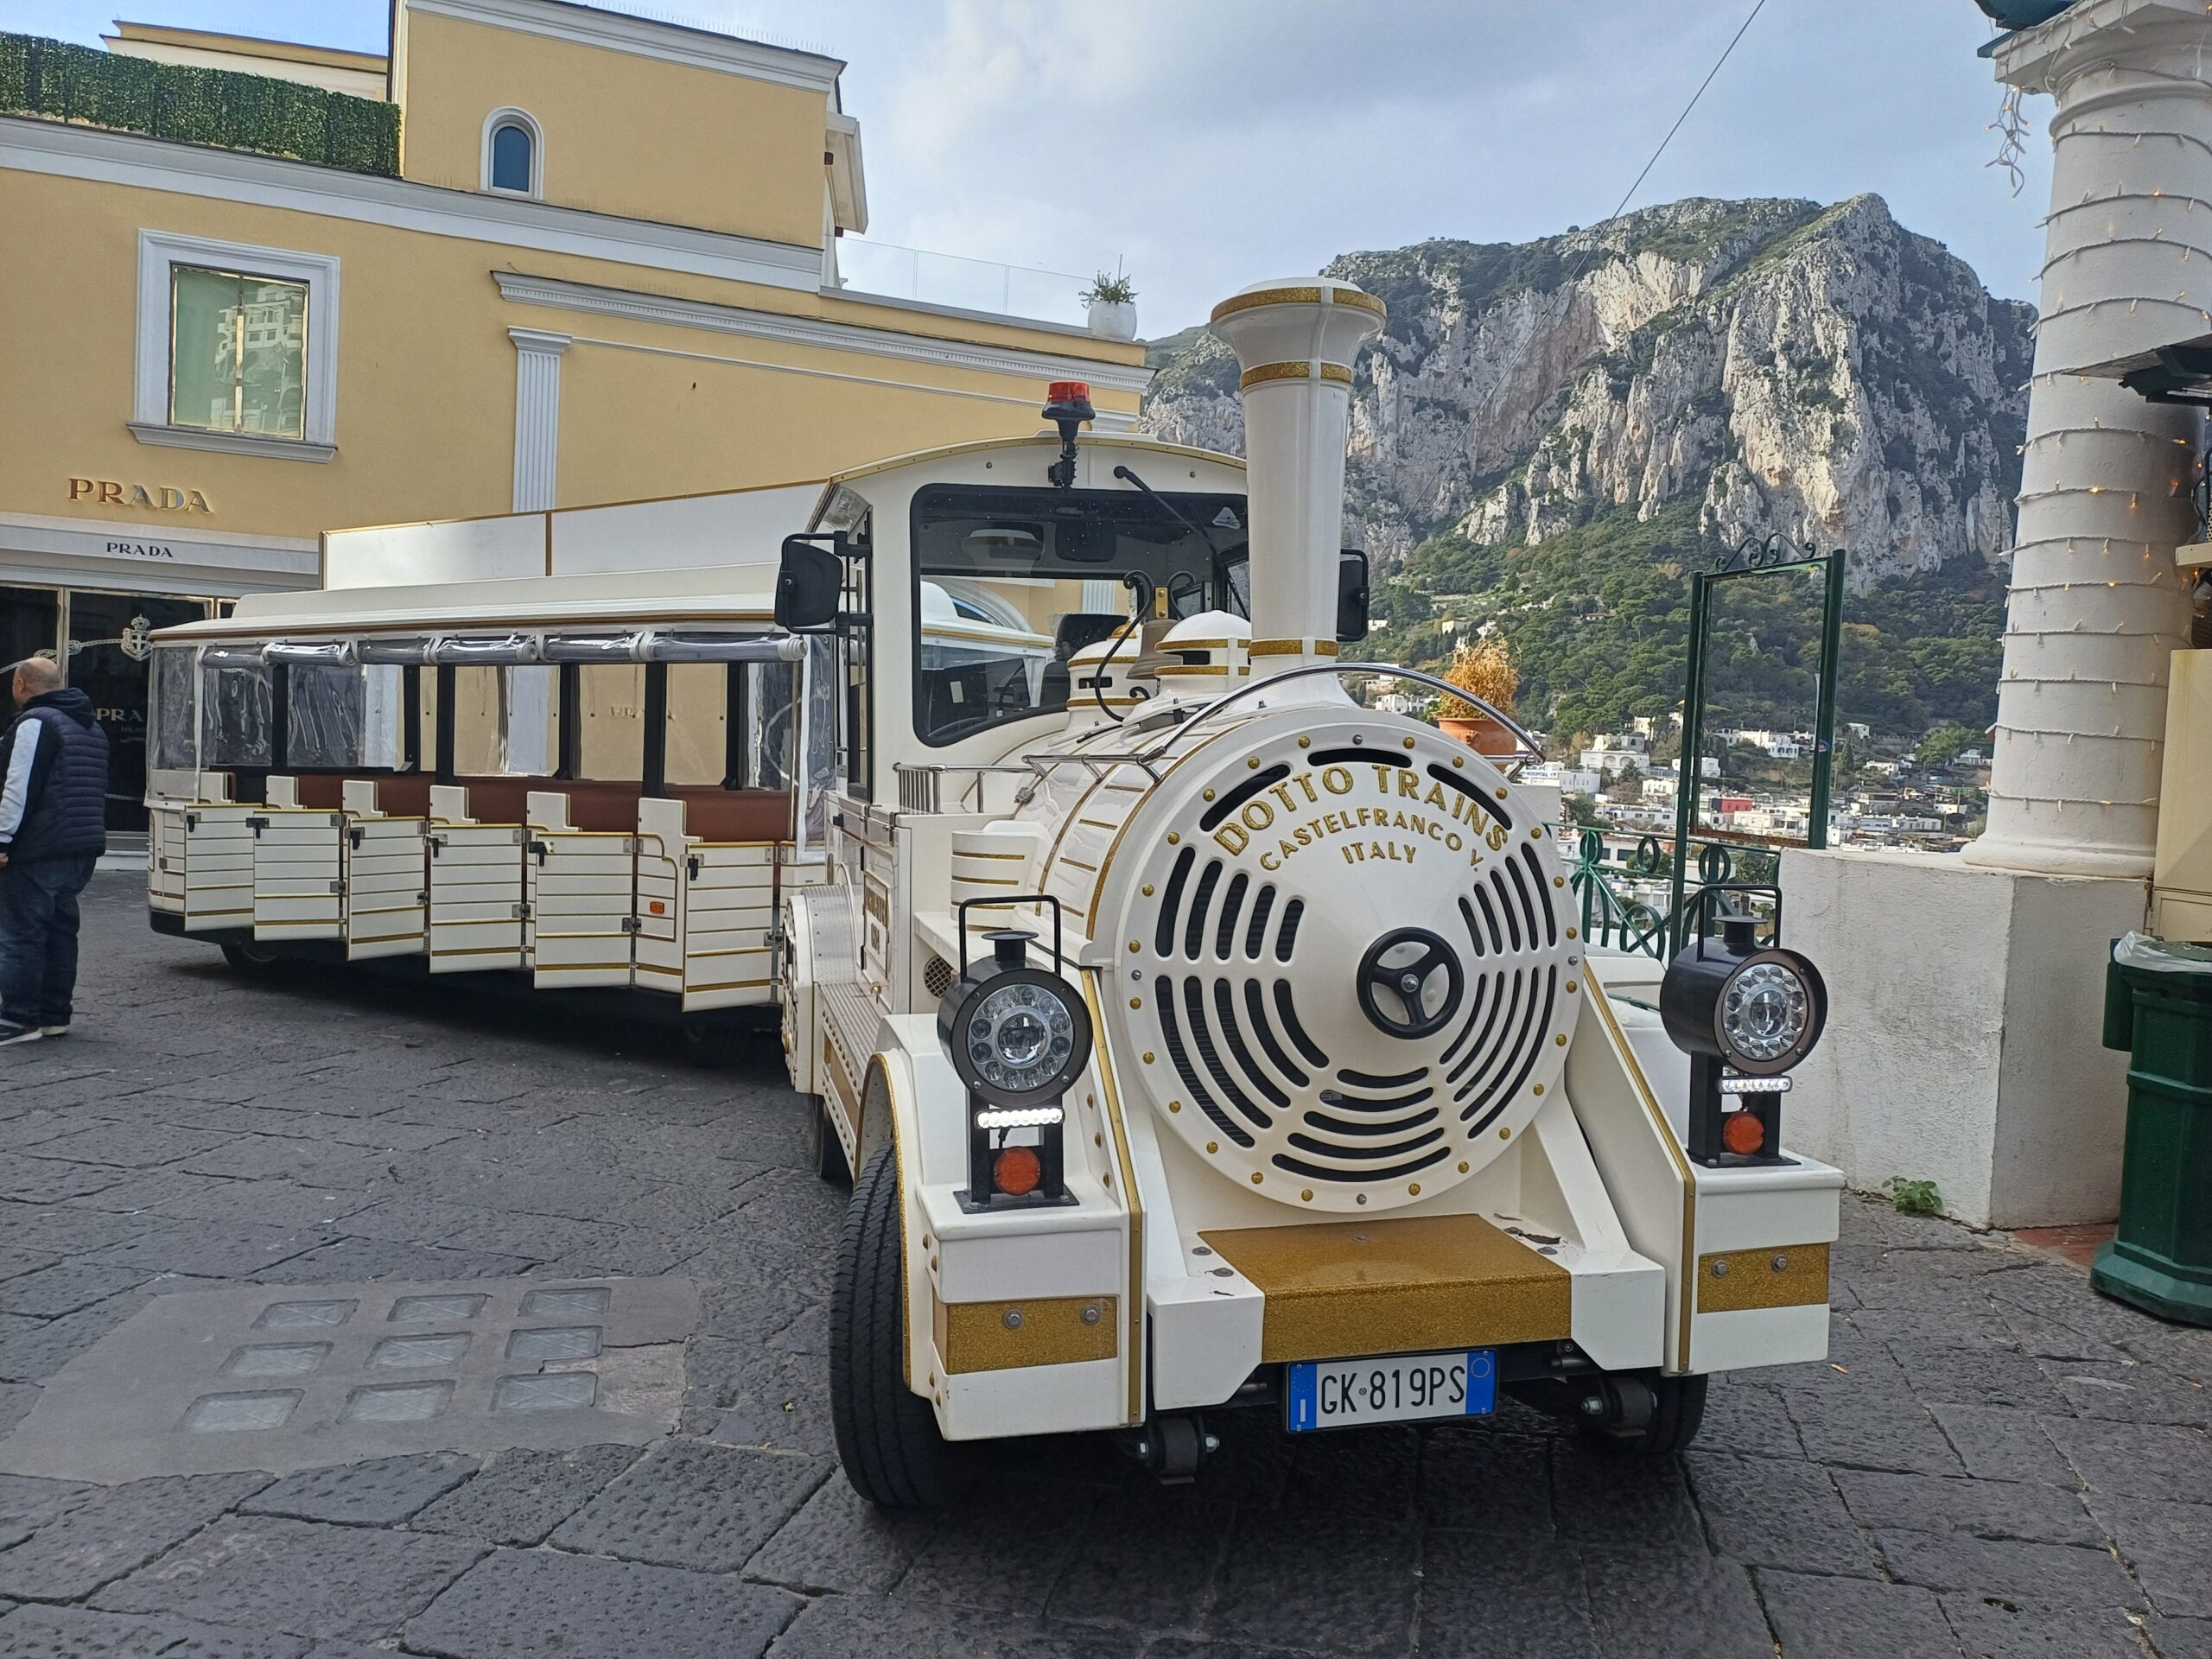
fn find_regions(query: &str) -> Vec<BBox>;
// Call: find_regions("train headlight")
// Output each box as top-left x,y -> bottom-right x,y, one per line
939,921 -> 1091,1206
963,980 -> 1081,1099
1660,912 -> 1827,1166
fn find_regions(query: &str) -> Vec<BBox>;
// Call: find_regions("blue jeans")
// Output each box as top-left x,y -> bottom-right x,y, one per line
0,855 -> 97,1028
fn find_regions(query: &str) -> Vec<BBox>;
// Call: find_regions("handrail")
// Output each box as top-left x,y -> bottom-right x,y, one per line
1056,662 -> 1544,770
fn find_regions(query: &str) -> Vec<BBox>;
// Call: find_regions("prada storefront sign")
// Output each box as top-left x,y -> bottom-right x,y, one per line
68,477 -> 213,514
1,510 -> 315,594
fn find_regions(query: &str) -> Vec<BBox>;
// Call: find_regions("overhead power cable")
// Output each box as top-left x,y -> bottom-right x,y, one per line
1563,0 -> 1770,288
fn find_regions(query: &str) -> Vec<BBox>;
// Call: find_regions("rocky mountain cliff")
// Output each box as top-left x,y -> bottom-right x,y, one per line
1141,195 -> 2034,590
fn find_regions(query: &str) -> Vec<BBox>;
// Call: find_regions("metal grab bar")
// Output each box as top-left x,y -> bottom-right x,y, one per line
1062,662 -> 1543,770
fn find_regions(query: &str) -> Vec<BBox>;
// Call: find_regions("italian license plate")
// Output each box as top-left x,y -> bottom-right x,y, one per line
1285,1348 -> 1496,1432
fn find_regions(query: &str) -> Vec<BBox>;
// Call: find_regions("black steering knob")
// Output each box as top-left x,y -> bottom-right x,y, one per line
1357,928 -> 1464,1039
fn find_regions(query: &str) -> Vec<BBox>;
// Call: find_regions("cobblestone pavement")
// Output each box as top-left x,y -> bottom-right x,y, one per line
0,872 -> 2206,1658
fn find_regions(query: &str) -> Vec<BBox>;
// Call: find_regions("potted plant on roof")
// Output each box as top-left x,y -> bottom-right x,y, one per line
1084,270 -> 1138,341
1435,636 -> 1520,755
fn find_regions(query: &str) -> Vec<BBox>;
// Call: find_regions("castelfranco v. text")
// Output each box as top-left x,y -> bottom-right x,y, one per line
1208,762 -> 1510,873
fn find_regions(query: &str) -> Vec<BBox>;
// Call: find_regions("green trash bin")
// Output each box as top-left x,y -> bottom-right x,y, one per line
2094,933 -> 2212,1325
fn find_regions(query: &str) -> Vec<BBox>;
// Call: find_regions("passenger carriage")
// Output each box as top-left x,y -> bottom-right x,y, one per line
143,276 -> 1846,1504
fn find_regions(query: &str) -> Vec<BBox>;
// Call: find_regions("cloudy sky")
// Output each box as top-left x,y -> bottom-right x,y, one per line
11,0 -> 2052,333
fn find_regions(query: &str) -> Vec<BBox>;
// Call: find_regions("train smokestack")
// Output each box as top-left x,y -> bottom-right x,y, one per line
1208,280 -> 1385,671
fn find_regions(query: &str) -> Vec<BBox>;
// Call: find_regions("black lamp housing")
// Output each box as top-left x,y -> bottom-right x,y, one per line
938,898 -> 1091,1208
1660,904 -> 1827,1168
1043,381 -> 1094,491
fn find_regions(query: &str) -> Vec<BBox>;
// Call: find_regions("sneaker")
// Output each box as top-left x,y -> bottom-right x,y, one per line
0,1022 -> 43,1046
37,1025 -> 67,1038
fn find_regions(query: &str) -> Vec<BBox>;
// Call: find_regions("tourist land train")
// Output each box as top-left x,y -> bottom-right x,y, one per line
141,281 -> 1841,1503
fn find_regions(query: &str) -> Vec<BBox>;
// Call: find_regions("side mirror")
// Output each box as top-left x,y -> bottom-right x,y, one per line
1337,549 -> 1370,645
774,536 -> 843,632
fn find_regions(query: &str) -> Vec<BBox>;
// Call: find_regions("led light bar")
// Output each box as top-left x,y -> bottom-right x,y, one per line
974,1105 -> 1066,1130
1719,1075 -> 1793,1096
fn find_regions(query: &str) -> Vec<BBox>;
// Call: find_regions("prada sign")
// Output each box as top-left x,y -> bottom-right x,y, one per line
68,477 -> 213,514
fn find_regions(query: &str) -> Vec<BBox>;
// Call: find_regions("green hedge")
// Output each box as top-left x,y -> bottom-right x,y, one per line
0,32 -> 398,175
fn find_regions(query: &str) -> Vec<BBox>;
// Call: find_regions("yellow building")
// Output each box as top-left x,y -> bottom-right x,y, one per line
0,0 -> 1147,827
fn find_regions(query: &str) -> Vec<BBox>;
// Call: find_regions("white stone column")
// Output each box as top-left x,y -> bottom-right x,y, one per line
1968,1 -> 2211,876
509,327 -> 569,514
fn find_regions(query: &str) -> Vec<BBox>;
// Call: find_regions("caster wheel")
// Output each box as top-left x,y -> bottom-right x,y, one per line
676,1020 -> 745,1069
830,1145 -> 962,1508
219,941 -> 283,979
1578,1372 -> 1707,1457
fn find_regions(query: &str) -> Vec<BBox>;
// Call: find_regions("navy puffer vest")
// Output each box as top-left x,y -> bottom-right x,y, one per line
6,690 -> 108,863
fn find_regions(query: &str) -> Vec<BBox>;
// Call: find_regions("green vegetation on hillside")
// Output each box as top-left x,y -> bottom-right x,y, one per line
1371,502 -> 2004,742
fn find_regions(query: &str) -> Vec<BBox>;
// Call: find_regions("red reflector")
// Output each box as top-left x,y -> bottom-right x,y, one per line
1046,379 -> 1090,404
1721,1111 -> 1765,1157
649,900 -> 665,915
994,1145 -> 1042,1197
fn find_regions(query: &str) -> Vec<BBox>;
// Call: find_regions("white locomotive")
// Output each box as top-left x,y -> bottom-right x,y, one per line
779,280 -> 1843,1504
136,276 -> 1841,1503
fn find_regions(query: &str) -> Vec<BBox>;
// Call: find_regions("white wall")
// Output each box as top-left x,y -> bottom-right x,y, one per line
1783,846 -> 2145,1227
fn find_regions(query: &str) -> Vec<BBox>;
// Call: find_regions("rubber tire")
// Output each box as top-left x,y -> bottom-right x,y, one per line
808,1096 -> 853,1187
830,1145 -> 961,1508
1583,1373 -> 1708,1458
676,1020 -> 745,1069
219,941 -> 283,979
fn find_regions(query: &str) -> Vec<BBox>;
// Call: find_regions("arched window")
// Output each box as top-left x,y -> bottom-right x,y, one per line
480,109 -> 543,197
491,124 -> 531,192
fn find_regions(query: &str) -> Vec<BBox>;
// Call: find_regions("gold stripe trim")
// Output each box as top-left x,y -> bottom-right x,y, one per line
953,849 -> 1028,861
1695,1243 -> 1830,1313
1587,976 -> 1699,1372
1211,284 -> 1388,323
824,1036 -> 862,1143
1247,638 -> 1340,657
1157,664 -> 1232,676
684,977 -> 772,994
1202,1212 -> 1571,1363
932,1293 -> 1119,1374
1083,971 -> 1146,1425
953,875 -> 1023,887
1237,360 -> 1355,391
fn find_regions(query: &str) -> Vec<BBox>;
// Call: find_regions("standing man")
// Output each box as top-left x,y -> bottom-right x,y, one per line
0,656 -> 109,1046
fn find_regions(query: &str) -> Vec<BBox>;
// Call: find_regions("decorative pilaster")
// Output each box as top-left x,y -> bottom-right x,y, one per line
509,327 -> 569,514
1970,0 -> 2212,876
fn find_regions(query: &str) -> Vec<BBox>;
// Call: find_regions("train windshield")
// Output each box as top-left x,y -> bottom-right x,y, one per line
908,481 -> 1247,746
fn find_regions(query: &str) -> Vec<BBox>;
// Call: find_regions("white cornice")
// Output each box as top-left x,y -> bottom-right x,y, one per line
493,270 -> 1153,395
1,117 -> 823,292
407,0 -> 843,92
130,423 -> 337,463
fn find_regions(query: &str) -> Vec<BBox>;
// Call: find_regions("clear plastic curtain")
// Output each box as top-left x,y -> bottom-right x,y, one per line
799,634 -> 838,855
199,660 -> 271,766
150,648 -> 198,772
286,664 -> 366,768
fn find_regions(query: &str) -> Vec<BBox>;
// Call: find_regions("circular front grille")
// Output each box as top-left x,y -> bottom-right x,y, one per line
1103,715 -> 1581,1212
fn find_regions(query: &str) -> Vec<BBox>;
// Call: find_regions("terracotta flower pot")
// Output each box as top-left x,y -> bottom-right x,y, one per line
1440,714 -> 1516,755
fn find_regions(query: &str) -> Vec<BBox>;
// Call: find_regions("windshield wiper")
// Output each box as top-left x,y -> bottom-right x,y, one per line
1112,464 -> 1243,619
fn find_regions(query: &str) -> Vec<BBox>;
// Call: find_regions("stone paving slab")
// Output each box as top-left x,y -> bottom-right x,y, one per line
0,874 -> 2202,1658
0,1274 -> 693,1480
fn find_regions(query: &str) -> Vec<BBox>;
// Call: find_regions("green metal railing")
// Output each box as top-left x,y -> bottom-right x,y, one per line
1568,535 -> 1844,961
1568,830 -> 1779,959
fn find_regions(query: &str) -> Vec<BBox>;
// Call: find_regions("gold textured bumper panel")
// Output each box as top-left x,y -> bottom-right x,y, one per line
1200,1213 -> 1572,1364
1694,1243 -> 1830,1313
932,1294 -> 1120,1374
